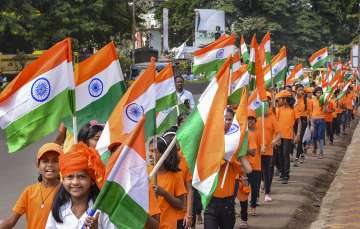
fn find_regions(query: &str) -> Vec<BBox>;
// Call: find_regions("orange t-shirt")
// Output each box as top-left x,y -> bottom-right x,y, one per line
13,182 -> 59,229
256,114 -> 278,156
294,96 -> 307,118
309,98 -> 325,119
246,129 -> 261,171
176,152 -> 192,220
343,93 -> 354,110
156,171 -> 187,229
149,185 -> 161,217
276,106 -> 296,139
324,100 -> 335,122
213,161 -> 241,198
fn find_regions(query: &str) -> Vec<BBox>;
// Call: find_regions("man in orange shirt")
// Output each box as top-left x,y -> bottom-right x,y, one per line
204,108 -> 240,229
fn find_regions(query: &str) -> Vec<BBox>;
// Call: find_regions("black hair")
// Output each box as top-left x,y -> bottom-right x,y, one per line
295,84 -> 307,111
77,123 -> 104,146
334,89 -> 340,96
313,87 -> 323,96
225,107 -> 235,117
284,96 -> 295,108
51,183 -> 99,223
150,134 -> 180,172
175,75 -> 184,81
38,174 -> 43,182
295,84 -> 304,90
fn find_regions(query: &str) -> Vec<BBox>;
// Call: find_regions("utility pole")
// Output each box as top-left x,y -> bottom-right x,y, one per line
132,0 -> 136,63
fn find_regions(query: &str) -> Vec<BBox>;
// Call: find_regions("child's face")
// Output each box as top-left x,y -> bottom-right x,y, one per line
63,170 -> 92,199
224,112 -> 234,132
296,87 -> 304,96
149,142 -> 160,165
38,151 -> 59,181
87,131 -> 102,149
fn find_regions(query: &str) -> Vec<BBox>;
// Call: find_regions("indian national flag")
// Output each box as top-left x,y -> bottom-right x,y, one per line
308,47 -> 329,69
286,64 -> 303,85
228,64 -> 249,105
96,59 -> 157,158
259,32 -> 271,67
248,35 -> 257,91
300,75 -> 310,86
240,35 -> 250,64
155,64 -> 178,134
177,57 -> 231,208
0,38 -> 74,153
232,52 -> 241,79
325,64 -> 335,83
94,117 -> 148,228
248,89 -> 268,117
72,42 -> 126,130
336,81 -> 351,100
263,46 -> 287,88
193,33 -> 236,78
225,88 -> 248,160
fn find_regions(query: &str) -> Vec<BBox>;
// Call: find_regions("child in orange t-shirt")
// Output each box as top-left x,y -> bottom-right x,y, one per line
150,135 -> 187,229
0,143 -> 62,229
275,90 -> 298,184
324,98 -> 335,145
246,109 -> 262,216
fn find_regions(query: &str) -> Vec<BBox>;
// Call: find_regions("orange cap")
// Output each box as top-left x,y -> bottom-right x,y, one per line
59,143 -> 105,188
275,90 -> 292,99
37,143 -> 63,162
247,109 -> 257,118
304,87 -> 313,93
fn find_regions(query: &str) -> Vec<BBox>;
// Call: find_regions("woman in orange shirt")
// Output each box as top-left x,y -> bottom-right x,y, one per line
0,143 -> 62,229
275,90 -> 299,184
150,134 -> 187,229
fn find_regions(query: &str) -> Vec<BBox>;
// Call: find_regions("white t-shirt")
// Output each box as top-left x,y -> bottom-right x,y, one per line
45,200 -> 116,229
177,89 -> 195,110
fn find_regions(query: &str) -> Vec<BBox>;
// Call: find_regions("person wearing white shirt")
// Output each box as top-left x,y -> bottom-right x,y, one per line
175,76 -> 195,111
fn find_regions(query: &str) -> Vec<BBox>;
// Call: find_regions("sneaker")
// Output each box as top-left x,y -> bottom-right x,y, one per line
300,156 -> 305,163
294,158 -> 299,167
318,154 -> 324,159
250,207 -> 256,216
290,155 -> 294,162
281,178 -> 288,184
239,220 -> 249,228
264,194 -> 272,202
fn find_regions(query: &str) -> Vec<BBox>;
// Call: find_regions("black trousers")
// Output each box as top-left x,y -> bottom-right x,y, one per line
204,197 -> 235,229
240,201 -> 248,221
280,139 -> 293,180
326,121 -> 334,143
247,171 -> 261,208
261,155 -> 273,194
333,114 -> 341,136
192,187 -> 202,215
272,145 -> 281,173
294,117 -> 307,159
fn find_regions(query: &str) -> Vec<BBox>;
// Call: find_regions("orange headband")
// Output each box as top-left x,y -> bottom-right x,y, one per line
59,143 -> 105,188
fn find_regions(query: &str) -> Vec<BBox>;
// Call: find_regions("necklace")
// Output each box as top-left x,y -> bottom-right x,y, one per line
39,183 -> 58,209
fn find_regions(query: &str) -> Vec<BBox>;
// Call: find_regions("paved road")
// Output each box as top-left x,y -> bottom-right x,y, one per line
0,130 -> 56,228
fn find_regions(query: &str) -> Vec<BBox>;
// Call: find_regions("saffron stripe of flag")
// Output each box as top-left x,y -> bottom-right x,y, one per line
308,47 -> 329,69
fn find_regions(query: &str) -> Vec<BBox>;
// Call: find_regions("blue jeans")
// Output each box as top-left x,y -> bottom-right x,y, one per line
313,119 -> 325,153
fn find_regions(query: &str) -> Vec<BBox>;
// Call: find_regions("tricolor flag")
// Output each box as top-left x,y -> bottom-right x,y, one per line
259,32 -> 271,67
228,64 -> 249,105
177,57 -> 231,208
325,64 -> 335,84
232,52 -> 242,79
96,59 -> 157,158
0,38 -> 74,153
248,35 -> 257,91
300,75 -> 310,86
286,64 -> 303,85
94,117 -> 149,228
248,89 -> 268,117
192,34 -> 236,78
155,64 -> 178,134
71,42 -> 126,130
336,81 -> 351,100
225,88 -> 248,160
240,35 -> 250,64
308,48 -> 329,69
263,46 -> 287,88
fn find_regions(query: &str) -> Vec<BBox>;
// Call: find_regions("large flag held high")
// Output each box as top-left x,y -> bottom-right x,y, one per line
67,42 -> 127,131
308,47 -> 329,69
192,34 -> 236,78
0,38 -> 74,153
177,57 -> 231,208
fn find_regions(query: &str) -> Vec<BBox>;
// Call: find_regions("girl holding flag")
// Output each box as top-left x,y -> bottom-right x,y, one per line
45,143 -> 115,229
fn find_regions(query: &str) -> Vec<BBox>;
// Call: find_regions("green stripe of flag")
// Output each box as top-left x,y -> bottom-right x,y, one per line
193,59 -> 226,79
156,93 -> 177,112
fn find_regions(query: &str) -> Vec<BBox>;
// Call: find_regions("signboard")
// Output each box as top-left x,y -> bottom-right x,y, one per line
194,9 -> 225,48
351,44 -> 359,68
